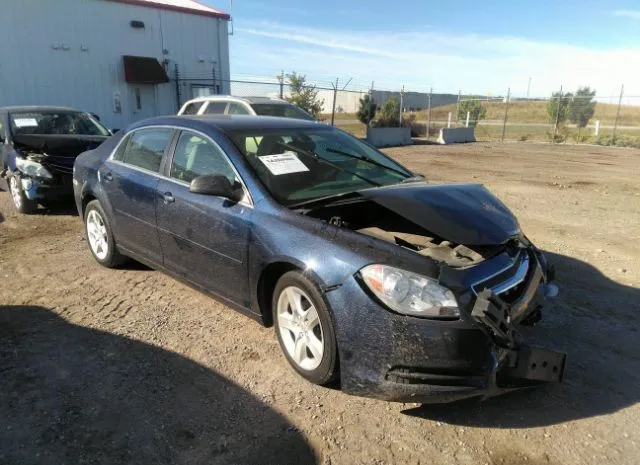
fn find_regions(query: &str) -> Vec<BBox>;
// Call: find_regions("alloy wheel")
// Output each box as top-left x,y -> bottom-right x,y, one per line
86,209 -> 109,260
276,286 -> 325,371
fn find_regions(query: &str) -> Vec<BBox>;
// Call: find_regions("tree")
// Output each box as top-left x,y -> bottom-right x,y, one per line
284,72 -> 324,118
568,87 -> 597,139
356,94 -> 377,126
457,99 -> 487,127
547,91 -> 573,129
376,97 -> 400,127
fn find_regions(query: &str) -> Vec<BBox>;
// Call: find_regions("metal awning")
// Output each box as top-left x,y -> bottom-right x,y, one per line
123,56 -> 169,85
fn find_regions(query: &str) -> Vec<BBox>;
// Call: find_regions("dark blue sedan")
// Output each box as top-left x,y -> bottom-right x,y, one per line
73,115 -> 566,403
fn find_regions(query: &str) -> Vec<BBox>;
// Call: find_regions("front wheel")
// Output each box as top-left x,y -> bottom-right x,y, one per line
84,200 -> 126,268
273,271 -> 339,385
9,175 -> 37,214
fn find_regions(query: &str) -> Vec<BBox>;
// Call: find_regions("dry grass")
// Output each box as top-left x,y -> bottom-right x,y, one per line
417,100 -> 640,126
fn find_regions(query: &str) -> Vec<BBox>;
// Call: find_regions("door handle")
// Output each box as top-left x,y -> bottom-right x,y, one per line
103,172 -> 113,182
161,192 -> 175,204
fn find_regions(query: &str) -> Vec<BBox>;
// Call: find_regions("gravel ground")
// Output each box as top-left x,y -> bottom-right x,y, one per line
1,141 -> 639,465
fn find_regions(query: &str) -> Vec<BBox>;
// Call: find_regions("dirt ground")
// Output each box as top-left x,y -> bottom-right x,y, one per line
1,142 -> 639,465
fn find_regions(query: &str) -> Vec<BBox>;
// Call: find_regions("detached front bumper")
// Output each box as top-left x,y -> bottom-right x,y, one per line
326,250 -> 566,404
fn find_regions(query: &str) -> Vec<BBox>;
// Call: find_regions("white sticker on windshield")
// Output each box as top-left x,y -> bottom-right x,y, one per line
259,152 -> 309,175
13,118 -> 38,128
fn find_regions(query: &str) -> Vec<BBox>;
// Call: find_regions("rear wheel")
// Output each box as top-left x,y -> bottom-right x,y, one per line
9,175 -> 37,214
84,200 -> 126,268
273,271 -> 339,385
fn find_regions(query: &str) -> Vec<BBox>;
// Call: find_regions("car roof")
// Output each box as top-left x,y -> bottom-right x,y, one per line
0,105 -> 83,113
184,95 -> 292,105
133,115 -> 326,132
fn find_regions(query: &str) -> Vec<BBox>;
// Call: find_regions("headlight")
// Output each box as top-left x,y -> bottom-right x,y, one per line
15,158 -> 53,179
359,264 -> 459,319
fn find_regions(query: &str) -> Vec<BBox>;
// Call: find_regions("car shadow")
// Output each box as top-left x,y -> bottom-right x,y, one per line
402,251 -> 640,428
39,199 -> 79,216
0,305 -> 317,464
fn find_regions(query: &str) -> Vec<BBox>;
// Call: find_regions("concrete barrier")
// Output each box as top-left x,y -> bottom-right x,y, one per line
438,127 -> 476,144
366,127 -> 412,147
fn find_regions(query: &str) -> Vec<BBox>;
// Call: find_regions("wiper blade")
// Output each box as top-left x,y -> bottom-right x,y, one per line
276,142 -> 381,188
288,190 -> 363,209
325,147 -> 410,178
401,175 -> 426,183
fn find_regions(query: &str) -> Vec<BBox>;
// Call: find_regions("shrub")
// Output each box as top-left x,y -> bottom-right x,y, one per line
403,114 -> 426,137
375,97 -> 401,128
356,94 -> 377,126
518,134 -> 531,142
595,135 -> 640,148
457,99 -> 487,127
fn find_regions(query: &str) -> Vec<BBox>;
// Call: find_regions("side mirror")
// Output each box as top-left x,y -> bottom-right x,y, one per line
110,128 -> 120,135
189,174 -> 244,202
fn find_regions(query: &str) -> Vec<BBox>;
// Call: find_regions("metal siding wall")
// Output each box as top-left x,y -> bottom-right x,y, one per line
0,0 -> 229,129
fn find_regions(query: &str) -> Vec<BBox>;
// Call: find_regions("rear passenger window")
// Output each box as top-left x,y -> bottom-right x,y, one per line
227,103 -> 250,115
112,134 -> 132,161
119,128 -> 173,173
204,102 -> 227,114
183,102 -> 203,115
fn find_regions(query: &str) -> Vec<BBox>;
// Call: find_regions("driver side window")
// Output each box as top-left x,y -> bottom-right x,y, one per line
169,131 -> 237,185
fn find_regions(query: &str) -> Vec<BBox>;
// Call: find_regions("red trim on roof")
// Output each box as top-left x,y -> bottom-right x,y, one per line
111,0 -> 230,20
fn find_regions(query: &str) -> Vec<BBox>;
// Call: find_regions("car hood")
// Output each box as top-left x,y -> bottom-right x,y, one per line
358,182 -> 520,245
13,134 -> 108,158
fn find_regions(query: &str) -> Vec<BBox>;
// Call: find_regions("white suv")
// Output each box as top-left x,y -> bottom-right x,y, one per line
178,96 -> 315,120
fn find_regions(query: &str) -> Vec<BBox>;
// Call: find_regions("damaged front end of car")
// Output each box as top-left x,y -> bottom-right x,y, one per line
301,182 -> 566,402
9,152 -> 57,201
6,134 -> 106,204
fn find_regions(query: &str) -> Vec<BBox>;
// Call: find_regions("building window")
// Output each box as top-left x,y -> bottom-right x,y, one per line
192,85 -> 214,98
135,88 -> 142,110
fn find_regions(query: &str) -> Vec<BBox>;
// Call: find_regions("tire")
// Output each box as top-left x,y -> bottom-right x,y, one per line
83,200 -> 126,268
8,174 -> 37,214
272,271 -> 339,385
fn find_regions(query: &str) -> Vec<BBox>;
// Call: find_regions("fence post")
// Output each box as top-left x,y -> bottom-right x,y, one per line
212,64 -> 217,95
330,78 -> 339,126
278,70 -> 284,99
447,112 -> 452,128
174,63 -> 181,111
465,111 -> 470,128
427,87 -> 432,139
399,85 -> 405,127
501,87 -> 510,142
594,120 -> 600,136
455,90 -> 461,126
612,84 -> 624,145
553,85 -> 563,142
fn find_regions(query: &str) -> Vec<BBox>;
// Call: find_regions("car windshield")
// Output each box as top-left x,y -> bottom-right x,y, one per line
9,111 -> 110,137
227,127 -> 413,206
250,103 -> 315,121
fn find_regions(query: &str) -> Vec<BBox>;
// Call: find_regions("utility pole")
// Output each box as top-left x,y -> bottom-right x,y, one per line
612,84 -> 624,144
526,77 -> 531,99
455,90 -> 461,126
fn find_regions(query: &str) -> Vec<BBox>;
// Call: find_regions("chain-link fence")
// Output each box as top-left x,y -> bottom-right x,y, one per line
170,66 -> 640,147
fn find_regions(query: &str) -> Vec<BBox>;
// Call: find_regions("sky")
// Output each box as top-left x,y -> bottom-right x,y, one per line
205,0 -> 640,98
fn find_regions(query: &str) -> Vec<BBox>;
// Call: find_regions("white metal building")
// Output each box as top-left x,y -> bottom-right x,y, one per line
0,0 -> 231,129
